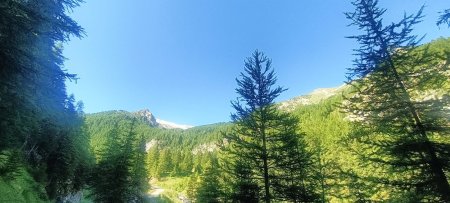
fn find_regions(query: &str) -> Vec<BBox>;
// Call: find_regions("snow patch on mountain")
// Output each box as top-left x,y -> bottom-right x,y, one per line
156,119 -> 193,130
133,109 -> 194,130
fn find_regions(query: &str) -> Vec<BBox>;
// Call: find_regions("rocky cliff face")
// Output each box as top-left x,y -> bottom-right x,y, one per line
134,109 -> 193,130
134,109 -> 158,127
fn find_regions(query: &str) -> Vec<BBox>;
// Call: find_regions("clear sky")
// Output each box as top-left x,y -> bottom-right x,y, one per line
64,0 -> 449,126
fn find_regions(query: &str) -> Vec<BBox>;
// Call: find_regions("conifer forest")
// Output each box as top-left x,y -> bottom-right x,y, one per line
0,0 -> 449,202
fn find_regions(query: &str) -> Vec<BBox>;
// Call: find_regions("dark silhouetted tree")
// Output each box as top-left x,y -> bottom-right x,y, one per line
345,0 -> 450,201
225,50 -> 317,203
229,158 -> 260,203
0,0 -> 93,200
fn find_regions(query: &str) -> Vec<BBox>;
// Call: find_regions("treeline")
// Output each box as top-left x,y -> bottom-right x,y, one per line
86,111 -> 232,179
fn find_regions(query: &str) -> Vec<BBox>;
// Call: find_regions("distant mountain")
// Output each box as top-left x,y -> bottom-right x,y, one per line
133,109 -> 193,130
134,109 -> 158,127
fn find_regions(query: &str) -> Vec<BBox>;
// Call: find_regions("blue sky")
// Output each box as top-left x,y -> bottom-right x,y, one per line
64,0 -> 449,126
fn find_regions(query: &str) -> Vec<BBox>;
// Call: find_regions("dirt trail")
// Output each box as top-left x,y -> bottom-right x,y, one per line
149,187 -> 164,196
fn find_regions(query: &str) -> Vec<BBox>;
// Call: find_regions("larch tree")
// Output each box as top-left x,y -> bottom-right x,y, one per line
225,50 -> 316,203
344,0 -> 450,201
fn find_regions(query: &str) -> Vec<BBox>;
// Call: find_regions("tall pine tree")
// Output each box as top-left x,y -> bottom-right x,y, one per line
344,0 -> 450,201
90,119 -> 148,202
225,50 -> 316,202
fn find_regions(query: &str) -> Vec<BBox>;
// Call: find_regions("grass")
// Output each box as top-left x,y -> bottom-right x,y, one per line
0,168 -> 47,203
151,176 -> 191,203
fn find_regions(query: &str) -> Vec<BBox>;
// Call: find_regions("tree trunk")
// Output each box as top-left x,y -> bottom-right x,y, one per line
385,50 -> 450,201
261,123 -> 270,203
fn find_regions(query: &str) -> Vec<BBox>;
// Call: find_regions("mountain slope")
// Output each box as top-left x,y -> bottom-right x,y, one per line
279,84 -> 348,111
85,37 -> 450,203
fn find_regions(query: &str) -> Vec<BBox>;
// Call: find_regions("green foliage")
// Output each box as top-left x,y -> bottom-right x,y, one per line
0,150 -> 23,180
0,168 -> 48,203
345,0 -> 450,201
196,155 -> 223,203
89,119 -> 149,202
224,50 -> 317,202
0,0 -> 94,201
292,94 -> 352,201
86,111 -> 232,180
229,159 -> 260,203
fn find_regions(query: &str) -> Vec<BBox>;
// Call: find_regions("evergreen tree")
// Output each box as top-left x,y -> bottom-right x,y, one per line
187,173 -> 200,202
225,50 -> 316,202
90,120 -> 147,202
229,159 -> 260,203
0,150 -> 23,180
0,0 -> 93,200
129,134 -> 149,202
180,150 -> 193,175
344,0 -> 450,201
146,144 -> 160,178
271,115 -> 317,202
90,124 -> 130,203
0,0 -> 83,150
196,156 -> 223,203
170,150 -> 182,176
157,149 -> 173,177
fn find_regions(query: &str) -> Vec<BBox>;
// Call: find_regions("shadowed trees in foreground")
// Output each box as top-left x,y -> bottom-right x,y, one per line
344,0 -> 450,201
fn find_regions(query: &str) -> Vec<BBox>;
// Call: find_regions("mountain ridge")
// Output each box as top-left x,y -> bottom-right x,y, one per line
88,84 -> 349,128
279,84 -> 348,111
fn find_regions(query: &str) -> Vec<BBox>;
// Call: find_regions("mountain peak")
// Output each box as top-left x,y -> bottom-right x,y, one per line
134,109 -> 193,130
135,109 -> 158,127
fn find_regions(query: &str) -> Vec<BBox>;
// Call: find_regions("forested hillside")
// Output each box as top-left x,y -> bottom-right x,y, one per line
84,37 -> 450,201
